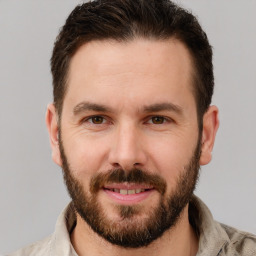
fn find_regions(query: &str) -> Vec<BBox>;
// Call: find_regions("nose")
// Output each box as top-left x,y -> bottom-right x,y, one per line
108,123 -> 147,171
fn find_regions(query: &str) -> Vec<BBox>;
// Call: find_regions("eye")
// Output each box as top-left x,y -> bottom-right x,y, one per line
87,116 -> 105,124
150,116 -> 166,124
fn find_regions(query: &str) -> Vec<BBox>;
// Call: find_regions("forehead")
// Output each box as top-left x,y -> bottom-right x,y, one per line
65,38 -> 196,112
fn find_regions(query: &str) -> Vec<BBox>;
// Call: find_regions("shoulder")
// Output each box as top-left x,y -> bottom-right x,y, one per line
7,235 -> 52,256
220,223 -> 256,256
7,203 -> 76,256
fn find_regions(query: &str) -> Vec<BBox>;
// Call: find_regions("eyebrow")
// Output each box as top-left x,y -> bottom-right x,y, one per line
143,102 -> 182,114
73,101 -> 183,116
73,102 -> 112,116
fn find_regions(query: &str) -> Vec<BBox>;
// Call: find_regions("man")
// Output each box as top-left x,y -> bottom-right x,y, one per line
10,0 -> 256,255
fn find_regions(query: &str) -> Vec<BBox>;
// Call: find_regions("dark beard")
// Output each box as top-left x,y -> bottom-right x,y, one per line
59,136 -> 201,248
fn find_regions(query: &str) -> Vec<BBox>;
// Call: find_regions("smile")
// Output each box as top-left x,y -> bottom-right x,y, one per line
105,188 -> 149,194
102,184 -> 155,204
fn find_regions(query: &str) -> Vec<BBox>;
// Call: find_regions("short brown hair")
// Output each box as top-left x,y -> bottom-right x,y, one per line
51,0 -> 213,126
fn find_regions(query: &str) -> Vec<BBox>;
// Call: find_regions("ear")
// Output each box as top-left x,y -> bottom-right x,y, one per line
45,103 -> 62,167
199,105 -> 219,165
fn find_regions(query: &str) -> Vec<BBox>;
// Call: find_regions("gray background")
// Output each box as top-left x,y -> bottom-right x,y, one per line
0,0 -> 255,254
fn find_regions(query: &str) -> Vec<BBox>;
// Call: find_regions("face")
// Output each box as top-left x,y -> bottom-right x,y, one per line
47,39 -> 218,248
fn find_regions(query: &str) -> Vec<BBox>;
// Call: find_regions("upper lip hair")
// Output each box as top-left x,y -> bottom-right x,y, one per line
103,183 -> 154,190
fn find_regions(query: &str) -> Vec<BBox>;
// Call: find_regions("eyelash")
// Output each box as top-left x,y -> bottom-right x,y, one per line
82,115 -> 108,125
146,116 -> 171,124
82,115 -> 172,125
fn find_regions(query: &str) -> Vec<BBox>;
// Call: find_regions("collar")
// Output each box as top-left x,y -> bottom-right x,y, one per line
189,196 -> 230,255
51,203 -> 78,256
50,196 -> 230,256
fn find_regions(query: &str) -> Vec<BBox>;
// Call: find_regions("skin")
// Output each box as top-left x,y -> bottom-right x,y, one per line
46,38 -> 219,256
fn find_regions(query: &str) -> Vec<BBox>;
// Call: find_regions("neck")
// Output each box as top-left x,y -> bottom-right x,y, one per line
71,204 -> 198,256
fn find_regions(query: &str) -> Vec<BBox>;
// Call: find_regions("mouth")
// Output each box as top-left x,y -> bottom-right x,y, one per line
102,183 -> 155,204
104,188 -> 151,195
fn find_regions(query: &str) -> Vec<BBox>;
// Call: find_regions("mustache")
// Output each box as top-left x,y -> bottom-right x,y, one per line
90,168 -> 167,195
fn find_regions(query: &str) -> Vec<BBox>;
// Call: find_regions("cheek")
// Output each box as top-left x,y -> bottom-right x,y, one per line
147,136 -> 195,186
63,134 -> 110,177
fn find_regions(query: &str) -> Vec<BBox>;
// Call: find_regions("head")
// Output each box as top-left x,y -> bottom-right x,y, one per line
47,0 -> 219,249
51,0 -> 214,127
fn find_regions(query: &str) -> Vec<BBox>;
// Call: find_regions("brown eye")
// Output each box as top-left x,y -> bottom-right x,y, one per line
91,116 -> 104,124
151,116 -> 165,124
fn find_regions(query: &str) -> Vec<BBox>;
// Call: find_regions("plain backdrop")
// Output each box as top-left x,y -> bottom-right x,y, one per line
0,0 -> 255,254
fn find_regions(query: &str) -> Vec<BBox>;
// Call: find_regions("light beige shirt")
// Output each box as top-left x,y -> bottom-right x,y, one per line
8,196 -> 256,256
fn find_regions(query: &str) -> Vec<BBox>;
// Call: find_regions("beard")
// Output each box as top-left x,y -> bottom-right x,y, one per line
59,135 -> 201,248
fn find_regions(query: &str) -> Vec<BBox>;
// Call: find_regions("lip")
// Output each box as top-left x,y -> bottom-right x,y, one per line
104,182 -> 154,190
103,184 -> 155,205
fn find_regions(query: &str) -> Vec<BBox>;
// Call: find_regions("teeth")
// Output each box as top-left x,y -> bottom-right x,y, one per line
111,189 -> 146,194
136,189 -> 145,193
128,189 -> 135,195
120,189 -> 128,195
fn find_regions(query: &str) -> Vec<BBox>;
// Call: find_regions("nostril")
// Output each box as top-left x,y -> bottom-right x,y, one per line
112,163 -> 121,168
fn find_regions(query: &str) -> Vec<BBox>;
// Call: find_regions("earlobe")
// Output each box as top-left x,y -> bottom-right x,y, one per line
45,104 -> 62,167
199,105 -> 219,166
